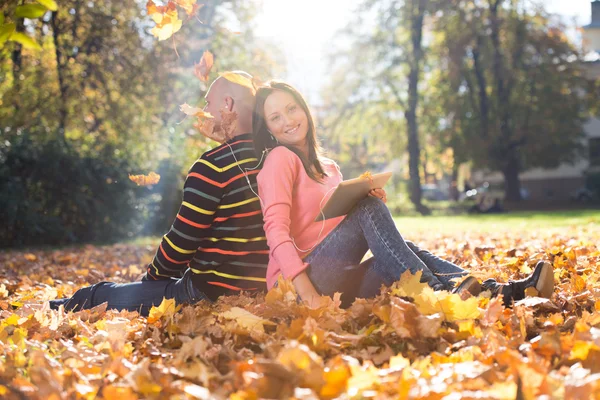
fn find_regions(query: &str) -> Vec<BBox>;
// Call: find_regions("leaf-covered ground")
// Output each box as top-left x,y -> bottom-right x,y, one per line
1,223 -> 600,399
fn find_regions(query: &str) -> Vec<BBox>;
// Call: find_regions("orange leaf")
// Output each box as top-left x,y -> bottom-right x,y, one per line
194,50 -> 214,82
173,0 -> 201,16
147,0 -> 182,41
129,171 -> 160,186
219,108 -> 238,139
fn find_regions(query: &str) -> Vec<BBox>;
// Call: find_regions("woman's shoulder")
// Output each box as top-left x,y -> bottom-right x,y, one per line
263,146 -> 302,166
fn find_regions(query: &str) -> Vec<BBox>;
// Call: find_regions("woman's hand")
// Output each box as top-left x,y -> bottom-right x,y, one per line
292,272 -> 322,309
369,188 -> 387,203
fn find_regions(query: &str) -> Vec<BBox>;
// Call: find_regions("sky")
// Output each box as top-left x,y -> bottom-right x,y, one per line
254,0 -> 593,105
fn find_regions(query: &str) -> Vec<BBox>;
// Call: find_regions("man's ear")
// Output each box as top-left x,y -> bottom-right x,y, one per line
224,96 -> 234,111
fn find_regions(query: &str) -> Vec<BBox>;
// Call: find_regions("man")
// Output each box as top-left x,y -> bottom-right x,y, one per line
50,72 -> 269,316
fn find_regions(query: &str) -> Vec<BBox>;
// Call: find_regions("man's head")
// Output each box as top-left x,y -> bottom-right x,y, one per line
201,71 -> 256,142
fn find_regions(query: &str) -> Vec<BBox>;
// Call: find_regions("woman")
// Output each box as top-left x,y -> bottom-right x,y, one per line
252,80 -> 554,308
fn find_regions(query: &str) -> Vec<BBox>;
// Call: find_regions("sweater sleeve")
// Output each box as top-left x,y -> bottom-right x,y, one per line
143,157 -> 224,280
257,148 -> 309,281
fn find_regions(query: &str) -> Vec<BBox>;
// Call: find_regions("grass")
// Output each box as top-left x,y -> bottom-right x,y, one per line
392,209 -> 600,235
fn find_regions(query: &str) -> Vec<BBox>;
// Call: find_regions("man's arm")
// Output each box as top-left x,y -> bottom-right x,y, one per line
143,157 -> 224,280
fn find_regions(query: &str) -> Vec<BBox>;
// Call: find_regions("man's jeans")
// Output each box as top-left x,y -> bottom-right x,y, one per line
304,196 -> 467,305
49,269 -> 207,316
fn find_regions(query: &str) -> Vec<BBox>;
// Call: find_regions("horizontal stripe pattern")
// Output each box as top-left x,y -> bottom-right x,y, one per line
145,134 -> 269,299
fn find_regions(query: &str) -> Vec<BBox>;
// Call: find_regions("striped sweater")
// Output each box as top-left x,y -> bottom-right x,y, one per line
144,134 -> 269,300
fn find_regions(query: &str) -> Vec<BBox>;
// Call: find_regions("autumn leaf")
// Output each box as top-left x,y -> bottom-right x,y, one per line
173,0 -> 202,16
180,102 -> 213,119
219,306 -> 275,333
147,297 -> 181,324
129,171 -> 160,186
219,108 -> 237,139
147,0 -> 183,41
194,50 -> 214,82
219,71 -> 254,90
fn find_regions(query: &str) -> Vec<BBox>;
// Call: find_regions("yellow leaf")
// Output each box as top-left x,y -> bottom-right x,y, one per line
265,276 -> 298,304
390,270 -> 426,299
388,354 -> 410,369
101,386 -> 137,400
219,72 -> 255,91
219,307 -> 275,333
570,341 -> 598,361
147,297 -> 181,324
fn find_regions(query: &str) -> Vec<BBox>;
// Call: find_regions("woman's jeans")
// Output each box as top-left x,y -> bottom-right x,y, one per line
304,196 -> 467,305
49,269 -> 207,316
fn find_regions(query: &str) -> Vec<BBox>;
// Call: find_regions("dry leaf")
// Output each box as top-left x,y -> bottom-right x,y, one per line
147,0 -> 183,41
129,171 -> 160,186
219,108 -> 238,139
194,50 -> 214,82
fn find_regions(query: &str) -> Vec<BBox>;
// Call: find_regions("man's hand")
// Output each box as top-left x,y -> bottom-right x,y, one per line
369,188 -> 387,203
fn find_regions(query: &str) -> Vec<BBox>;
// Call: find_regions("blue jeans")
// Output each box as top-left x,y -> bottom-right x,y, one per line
304,196 -> 467,305
49,269 -> 208,316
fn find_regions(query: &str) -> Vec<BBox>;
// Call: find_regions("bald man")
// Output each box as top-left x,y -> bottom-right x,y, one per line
50,72 -> 269,315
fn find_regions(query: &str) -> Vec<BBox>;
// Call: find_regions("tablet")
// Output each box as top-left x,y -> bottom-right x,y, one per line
315,172 -> 393,222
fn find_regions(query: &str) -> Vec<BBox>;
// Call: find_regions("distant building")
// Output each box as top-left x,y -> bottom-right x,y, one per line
472,0 -> 600,203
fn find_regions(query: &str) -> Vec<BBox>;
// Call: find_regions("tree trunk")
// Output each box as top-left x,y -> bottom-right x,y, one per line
502,152 -> 522,202
489,0 -> 522,201
51,11 -> 68,141
11,18 -> 25,113
405,0 -> 429,215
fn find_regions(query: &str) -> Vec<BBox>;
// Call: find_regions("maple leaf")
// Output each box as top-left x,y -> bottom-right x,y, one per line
129,171 -> 160,186
147,297 -> 181,324
173,0 -> 202,16
147,0 -> 182,41
219,306 -> 275,333
391,270 -> 481,322
194,50 -> 214,82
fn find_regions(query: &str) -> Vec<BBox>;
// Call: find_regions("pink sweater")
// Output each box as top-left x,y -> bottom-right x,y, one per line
257,146 -> 345,289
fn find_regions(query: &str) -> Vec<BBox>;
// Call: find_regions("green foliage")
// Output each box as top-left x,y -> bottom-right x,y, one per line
0,0 -> 283,247
0,132 -> 146,246
428,2 -> 597,200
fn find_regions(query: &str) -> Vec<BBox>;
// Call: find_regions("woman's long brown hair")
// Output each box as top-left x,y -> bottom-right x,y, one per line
252,80 -> 327,182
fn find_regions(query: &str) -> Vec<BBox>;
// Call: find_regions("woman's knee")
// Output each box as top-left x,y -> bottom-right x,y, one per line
358,196 -> 386,212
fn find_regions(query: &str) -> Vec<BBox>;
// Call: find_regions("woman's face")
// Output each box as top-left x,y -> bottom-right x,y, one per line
263,90 -> 309,150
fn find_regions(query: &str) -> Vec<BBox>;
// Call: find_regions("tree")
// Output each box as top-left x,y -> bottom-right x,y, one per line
323,0 -> 452,215
429,0 -> 597,201
0,0 -> 283,246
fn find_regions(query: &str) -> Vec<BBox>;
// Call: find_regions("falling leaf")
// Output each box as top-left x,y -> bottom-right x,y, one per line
180,102 -> 213,119
173,0 -> 201,16
194,50 -> 214,82
129,171 -> 160,186
147,0 -> 183,41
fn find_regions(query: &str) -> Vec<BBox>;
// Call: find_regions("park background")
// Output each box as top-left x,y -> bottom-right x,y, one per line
2,0 -> 600,248
3,1 -> 600,399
